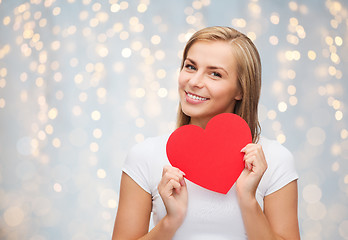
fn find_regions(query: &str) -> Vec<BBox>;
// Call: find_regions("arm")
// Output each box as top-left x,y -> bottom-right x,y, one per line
238,180 -> 300,240
264,180 -> 300,239
237,144 -> 300,240
113,167 -> 187,240
112,172 -> 151,239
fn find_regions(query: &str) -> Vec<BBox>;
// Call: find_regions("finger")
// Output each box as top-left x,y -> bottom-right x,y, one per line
243,151 -> 255,163
246,144 -> 264,156
244,155 -> 256,170
162,165 -> 173,177
241,145 -> 255,160
165,167 -> 186,184
163,165 -> 185,178
166,179 -> 182,194
160,170 -> 186,192
170,166 -> 186,177
171,178 -> 186,194
241,142 -> 255,151
243,147 -> 266,166
243,149 -> 263,162
159,175 -> 181,192
159,171 -> 179,192
180,177 -> 186,187
245,155 -> 268,174
162,172 -> 180,186
244,160 -> 253,171
171,172 -> 185,186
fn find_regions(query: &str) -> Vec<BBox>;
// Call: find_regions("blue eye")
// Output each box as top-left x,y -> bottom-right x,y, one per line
185,64 -> 196,70
211,72 -> 222,78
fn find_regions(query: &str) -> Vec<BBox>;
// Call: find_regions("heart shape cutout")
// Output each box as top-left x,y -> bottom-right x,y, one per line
166,113 -> 252,194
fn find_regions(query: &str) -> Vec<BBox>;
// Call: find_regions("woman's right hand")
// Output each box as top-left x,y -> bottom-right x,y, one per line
158,165 -> 188,230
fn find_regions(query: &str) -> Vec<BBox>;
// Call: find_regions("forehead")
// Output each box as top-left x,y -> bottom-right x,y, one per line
186,41 -> 237,69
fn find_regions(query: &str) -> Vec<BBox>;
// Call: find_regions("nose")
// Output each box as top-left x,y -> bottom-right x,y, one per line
188,71 -> 204,88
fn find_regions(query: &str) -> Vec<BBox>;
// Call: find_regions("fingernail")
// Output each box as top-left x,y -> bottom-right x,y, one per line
180,170 -> 186,176
240,147 -> 246,152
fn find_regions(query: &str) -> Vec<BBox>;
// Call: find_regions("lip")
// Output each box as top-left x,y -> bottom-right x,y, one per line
185,91 -> 209,104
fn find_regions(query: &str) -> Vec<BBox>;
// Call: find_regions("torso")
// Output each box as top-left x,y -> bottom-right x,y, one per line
123,134 -> 298,239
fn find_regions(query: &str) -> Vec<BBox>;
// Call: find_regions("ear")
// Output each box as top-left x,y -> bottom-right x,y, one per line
235,91 -> 243,101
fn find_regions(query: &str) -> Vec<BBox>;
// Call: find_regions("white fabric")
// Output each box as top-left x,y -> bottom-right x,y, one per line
122,134 -> 298,240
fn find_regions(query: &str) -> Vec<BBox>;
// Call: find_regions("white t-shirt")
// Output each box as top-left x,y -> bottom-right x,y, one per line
123,134 -> 298,240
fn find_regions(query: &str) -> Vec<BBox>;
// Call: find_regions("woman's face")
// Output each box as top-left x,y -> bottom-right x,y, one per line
178,40 -> 242,128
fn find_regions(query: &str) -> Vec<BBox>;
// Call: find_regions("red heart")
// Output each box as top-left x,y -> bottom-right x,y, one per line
166,113 -> 252,194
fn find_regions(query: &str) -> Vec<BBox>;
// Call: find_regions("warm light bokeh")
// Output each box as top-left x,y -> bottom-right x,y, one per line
0,1 -> 347,239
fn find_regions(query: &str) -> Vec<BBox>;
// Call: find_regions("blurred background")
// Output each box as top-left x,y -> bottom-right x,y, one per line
0,0 -> 347,239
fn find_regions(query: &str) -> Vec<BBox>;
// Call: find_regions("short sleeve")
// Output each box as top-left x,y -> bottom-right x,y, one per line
262,140 -> 299,196
122,142 -> 152,194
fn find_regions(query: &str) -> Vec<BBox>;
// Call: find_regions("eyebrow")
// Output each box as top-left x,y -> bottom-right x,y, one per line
185,58 -> 229,77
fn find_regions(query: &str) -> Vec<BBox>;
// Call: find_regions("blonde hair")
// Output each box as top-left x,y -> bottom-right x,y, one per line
176,26 -> 261,143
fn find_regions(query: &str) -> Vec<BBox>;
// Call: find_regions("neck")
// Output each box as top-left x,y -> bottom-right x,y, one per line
189,117 -> 211,129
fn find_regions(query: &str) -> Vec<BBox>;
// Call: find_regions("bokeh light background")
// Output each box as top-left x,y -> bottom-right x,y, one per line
0,0 -> 347,239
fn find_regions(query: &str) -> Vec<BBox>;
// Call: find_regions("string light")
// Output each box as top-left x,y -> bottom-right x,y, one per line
0,1 -> 347,239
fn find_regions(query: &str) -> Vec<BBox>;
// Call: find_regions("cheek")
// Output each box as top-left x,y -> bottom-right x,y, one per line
209,84 -> 236,100
178,72 -> 187,89
206,82 -> 225,94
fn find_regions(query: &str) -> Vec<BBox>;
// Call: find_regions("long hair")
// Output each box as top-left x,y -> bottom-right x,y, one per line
176,26 -> 261,143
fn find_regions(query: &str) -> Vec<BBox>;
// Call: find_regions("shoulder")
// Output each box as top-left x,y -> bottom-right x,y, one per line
128,134 -> 170,159
124,134 -> 170,172
258,136 -> 298,196
123,134 -> 170,194
258,136 -> 293,163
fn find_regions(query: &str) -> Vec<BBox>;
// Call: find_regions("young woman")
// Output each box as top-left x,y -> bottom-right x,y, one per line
113,26 -> 300,240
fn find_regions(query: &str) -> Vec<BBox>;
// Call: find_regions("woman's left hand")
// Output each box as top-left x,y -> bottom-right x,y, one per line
236,143 -> 267,201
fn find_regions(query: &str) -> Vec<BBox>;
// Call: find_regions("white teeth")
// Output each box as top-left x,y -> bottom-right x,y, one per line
187,92 -> 208,101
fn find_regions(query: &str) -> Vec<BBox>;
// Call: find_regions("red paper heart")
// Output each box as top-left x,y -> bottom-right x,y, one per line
166,113 -> 252,194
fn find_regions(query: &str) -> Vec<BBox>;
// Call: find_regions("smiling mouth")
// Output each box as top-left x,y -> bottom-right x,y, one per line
186,91 -> 209,101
